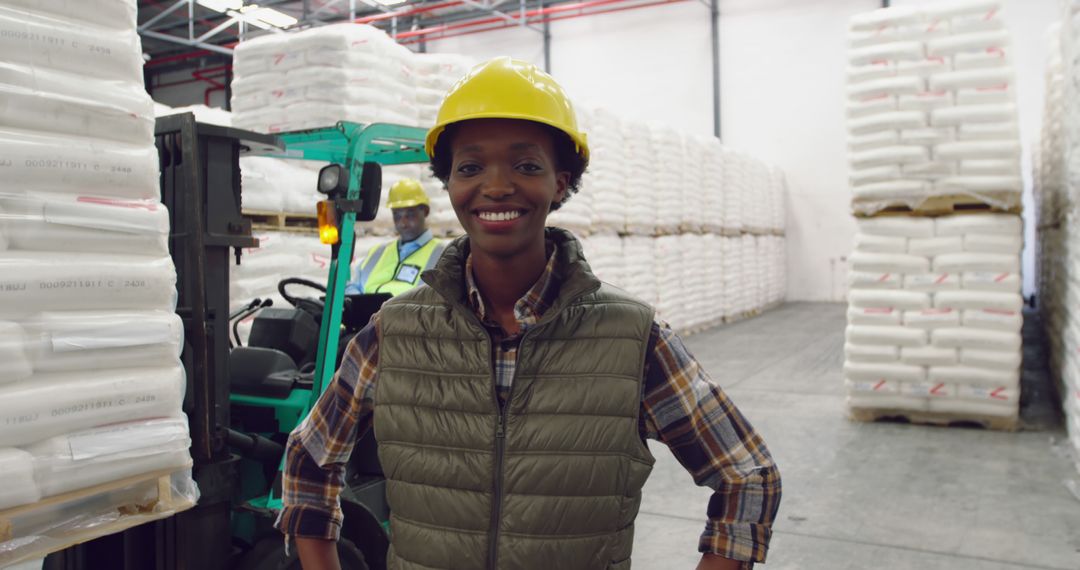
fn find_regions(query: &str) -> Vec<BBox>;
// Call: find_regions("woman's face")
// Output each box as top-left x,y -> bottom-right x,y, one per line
446,119 -> 569,259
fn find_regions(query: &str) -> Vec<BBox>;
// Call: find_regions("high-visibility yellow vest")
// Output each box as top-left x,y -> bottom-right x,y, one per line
356,238 -> 445,296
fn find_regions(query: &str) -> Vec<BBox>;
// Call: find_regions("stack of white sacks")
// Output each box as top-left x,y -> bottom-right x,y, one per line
846,0 -> 1023,215
231,24 -> 418,133
1037,6 -> 1080,471
845,214 -> 1024,418
0,0 -> 195,562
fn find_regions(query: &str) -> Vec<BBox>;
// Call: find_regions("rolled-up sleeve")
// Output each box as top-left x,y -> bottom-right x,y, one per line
641,322 -> 782,568
274,316 -> 381,540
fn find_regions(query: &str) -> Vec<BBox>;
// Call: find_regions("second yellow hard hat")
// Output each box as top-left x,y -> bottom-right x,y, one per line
387,178 -> 430,209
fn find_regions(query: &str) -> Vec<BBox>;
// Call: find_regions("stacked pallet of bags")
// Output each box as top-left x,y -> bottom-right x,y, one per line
412,53 -> 475,127
580,106 -> 629,232
845,215 -> 1023,420
231,23 -> 418,133
0,0 -> 196,563
1037,6 -> 1080,471
844,2 -> 1025,427
847,0 -> 1023,215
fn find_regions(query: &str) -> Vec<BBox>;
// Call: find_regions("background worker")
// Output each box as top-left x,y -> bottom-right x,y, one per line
280,57 -> 780,570
345,178 -> 445,295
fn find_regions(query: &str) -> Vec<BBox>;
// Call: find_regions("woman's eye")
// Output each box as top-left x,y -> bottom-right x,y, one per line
456,163 -> 481,175
517,163 -> 542,173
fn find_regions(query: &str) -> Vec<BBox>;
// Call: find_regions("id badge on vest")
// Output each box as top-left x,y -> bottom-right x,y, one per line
394,264 -> 422,284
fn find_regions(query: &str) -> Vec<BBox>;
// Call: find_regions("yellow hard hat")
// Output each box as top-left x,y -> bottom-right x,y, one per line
387,178 -> 430,209
425,56 -> 589,163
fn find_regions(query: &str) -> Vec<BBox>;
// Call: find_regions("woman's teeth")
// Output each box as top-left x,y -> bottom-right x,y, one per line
478,210 -> 522,222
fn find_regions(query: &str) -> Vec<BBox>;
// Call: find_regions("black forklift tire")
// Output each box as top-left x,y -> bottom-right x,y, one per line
237,535 -> 368,570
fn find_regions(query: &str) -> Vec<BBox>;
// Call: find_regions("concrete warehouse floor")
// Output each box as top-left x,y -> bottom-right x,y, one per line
631,302 -> 1080,570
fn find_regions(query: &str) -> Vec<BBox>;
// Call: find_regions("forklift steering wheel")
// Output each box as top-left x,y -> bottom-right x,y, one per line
278,277 -> 326,319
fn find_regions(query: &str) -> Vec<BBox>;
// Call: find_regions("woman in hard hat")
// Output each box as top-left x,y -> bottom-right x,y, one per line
345,178 -> 446,296
279,57 -> 781,570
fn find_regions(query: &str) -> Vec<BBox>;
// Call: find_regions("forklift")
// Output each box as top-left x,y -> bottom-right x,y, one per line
227,120 -> 431,570
43,115 -> 429,570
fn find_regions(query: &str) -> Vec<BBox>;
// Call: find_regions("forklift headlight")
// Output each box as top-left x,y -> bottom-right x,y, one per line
317,200 -> 340,245
318,164 -> 346,195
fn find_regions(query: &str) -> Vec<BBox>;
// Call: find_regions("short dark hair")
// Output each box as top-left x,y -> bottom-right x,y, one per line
429,122 -> 587,211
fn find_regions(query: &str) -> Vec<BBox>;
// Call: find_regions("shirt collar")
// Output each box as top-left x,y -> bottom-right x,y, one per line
465,241 -> 559,329
400,229 -> 433,248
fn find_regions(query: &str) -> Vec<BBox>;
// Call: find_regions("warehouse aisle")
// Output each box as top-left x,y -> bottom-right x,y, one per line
632,303 -> 1080,570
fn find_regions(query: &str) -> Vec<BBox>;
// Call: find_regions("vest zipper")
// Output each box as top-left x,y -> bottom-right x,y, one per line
489,408 -> 507,569
489,327 -> 532,570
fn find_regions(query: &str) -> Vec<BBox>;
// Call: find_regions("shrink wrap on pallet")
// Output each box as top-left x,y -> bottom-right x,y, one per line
0,3 -> 195,561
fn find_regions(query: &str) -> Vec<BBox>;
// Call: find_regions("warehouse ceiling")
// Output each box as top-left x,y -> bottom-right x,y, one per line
137,0 -> 695,71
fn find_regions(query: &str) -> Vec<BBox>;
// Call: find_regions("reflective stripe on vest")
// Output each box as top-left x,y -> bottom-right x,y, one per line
363,238 -> 444,296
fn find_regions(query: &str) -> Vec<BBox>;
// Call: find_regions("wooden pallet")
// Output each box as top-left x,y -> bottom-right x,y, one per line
679,317 -> 725,337
854,194 -> 1022,218
724,308 -> 762,324
0,463 -> 195,559
848,407 -> 1019,432
243,210 -> 319,233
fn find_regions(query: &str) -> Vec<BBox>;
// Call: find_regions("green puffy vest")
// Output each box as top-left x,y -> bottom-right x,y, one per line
375,228 -> 656,570
358,237 -> 445,296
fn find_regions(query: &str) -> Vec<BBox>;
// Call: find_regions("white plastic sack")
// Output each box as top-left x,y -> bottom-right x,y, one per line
960,348 -> 1021,369
936,140 -> 1020,161
847,325 -> 928,347
851,164 -> 902,185
960,271 -> 1021,291
856,217 -> 935,238
932,252 -> 1019,273
961,308 -> 1022,331
931,327 -> 1020,351
847,306 -> 903,326
849,289 -> 931,310
903,273 -> 961,291
849,271 -> 904,289
852,180 -> 930,201
935,214 -> 1021,236
908,236 -> 964,256
928,68 -> 1014,92
23,417 -> 192,497
928,365 -> 1019,388
849,251 -> 931,274
850,145 -> 928,167
0,7 -> 143,83
927,30 -> 1011,57
903,308 -> 961,329
963,233 -> 1022,253
845,343 -> 900,363
0,253 -> 177,317
849,113 -> 927,137
0,366 -> 186,447
844,361 -> 926,383
23,311 -> 184,374
855,234 -> 908,253
930,103 -> 1016,127
934,290 -> 1022,311
0,129 -> 160,200
0,447 -> 39,509
901,346 -> 959,366
0,194 -> 169,256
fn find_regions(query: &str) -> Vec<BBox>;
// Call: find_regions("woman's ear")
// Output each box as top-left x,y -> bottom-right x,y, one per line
553,171 -> 570,206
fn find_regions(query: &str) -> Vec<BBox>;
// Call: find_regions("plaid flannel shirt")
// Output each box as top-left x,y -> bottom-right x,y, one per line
277,242 -> 781,567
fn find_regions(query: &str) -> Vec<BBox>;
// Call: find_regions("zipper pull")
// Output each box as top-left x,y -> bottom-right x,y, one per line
495,415 -> 506,438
